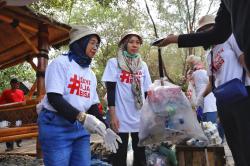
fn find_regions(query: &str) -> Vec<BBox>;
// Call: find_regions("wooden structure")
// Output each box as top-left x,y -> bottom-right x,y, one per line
0,5 -> 71,156
176,145 -> 226,166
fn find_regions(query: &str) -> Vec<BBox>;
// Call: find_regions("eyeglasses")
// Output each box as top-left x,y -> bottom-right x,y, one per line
88,41 -> 100,50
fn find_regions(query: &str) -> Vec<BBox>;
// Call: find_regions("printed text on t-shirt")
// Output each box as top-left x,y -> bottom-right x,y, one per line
120,70 -> 142,84
211,48 -> 224,72
67,74 -> 91,98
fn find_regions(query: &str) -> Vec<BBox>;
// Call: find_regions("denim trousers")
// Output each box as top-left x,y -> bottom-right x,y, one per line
202,112 -> 217,123
38,109 -> 90,166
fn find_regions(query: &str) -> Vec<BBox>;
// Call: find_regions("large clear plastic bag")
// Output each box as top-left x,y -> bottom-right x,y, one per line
138,79 -> 208,146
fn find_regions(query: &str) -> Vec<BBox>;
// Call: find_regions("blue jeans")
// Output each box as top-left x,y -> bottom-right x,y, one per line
38,109 -> 90,166
202,112 -> 217,123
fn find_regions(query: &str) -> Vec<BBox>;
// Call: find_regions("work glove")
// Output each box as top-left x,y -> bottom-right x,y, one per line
104,128 -> 122,153
83,114 -> 107,137
196,95 -> 204,109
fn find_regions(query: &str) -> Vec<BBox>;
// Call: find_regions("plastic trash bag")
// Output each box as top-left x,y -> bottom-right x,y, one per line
186,122 -> 222,146
138,79 -> 208,146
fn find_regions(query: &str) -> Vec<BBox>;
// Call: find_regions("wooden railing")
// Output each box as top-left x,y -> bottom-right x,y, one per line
0,99 -> 39,125
0,99 -> 41,156
0,98 -> 39,112
0,99 -> 39,149
0,124 -> 38,143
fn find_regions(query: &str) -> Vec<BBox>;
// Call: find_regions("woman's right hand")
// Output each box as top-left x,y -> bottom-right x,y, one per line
109,108 -> 120,133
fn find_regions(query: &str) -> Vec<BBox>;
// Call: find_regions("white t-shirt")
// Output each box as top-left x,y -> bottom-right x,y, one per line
42,55 -> 99,113
102,58 -> 152,132
192,69 -> 217,113
206,34 -> 250,87
192,69 -> 208,95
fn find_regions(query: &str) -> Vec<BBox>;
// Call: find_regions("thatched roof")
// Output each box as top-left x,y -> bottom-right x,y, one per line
0,6 -> 71,69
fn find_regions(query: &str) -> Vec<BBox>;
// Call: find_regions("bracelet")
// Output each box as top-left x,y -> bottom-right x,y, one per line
77,112 -> 86,124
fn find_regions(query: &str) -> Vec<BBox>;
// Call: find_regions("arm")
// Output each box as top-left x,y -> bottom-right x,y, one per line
106,82 -> 116,107
178,2 -> 231,47
158,2 -> 232,48
0,91 -> 6,104
106,81 -> 120,133
202,76 -> 213,97
47,93 -> 108,127
143,62 -> 152,99
46,93 -> 108,142
195,76 -> 213,108
87,104 -> 108,127
47,92 -> 80,123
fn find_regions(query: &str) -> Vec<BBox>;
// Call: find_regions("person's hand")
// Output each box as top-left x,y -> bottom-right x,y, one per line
104,128 -> 122,153
155,34 -> 179,47
109,108 -> 120,133
196,95 -> 204,109
83,114 -> 107,137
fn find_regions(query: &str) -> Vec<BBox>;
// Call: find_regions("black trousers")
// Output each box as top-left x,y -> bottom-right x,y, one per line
217,86 -> 250,166
111,132 -> 146,166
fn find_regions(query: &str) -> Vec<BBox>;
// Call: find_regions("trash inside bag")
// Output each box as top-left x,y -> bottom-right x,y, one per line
147,153 -> 168,166
138,79 -> 208,146
202,122 -> 222,145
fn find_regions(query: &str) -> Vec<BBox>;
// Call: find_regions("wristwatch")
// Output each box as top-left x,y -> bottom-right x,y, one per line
77,112 -> 86,124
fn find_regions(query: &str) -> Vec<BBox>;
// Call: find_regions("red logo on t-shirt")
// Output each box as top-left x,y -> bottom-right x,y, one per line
67,74 -> 91,98
212,48 -> 224,72
120,70 -> 142,84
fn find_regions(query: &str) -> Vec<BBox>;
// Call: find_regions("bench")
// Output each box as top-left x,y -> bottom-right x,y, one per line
0,99 -> 40,156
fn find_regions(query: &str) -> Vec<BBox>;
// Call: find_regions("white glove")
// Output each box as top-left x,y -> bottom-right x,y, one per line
196,95 -> 204,109
104,128 -> 122,153
84,114 -> 107,137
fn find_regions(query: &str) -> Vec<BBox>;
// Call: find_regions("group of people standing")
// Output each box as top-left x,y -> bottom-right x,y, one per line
37,26 -> 151,166
38,14 -> 248,166
157,9 -> 250,166
2,0 -> 250,165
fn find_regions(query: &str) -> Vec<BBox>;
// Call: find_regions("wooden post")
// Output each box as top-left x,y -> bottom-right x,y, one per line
37,23 -> 48,98
36,23 -> 49,159
0,0 -> 6,8
26,79 -> 37,100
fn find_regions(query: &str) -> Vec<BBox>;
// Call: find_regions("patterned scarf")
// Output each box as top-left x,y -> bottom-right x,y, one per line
117,49 -> 143,110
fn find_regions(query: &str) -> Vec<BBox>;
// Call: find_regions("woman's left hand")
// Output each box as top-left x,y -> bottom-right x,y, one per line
83,114 -> 107,137
109,108 -> 120,133
104,128 -> 122,153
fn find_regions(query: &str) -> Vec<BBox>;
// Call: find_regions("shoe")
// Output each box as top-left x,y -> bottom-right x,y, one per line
5,147 -> 14,152
16,143 -> 22,147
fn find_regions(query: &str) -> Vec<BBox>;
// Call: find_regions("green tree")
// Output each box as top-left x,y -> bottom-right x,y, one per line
26,0 -> 220,95
0,63 -> 35,91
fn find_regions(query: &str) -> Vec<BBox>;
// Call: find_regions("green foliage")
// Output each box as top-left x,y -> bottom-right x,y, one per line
25,0 -> 219,97
0,63 -> 35,91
